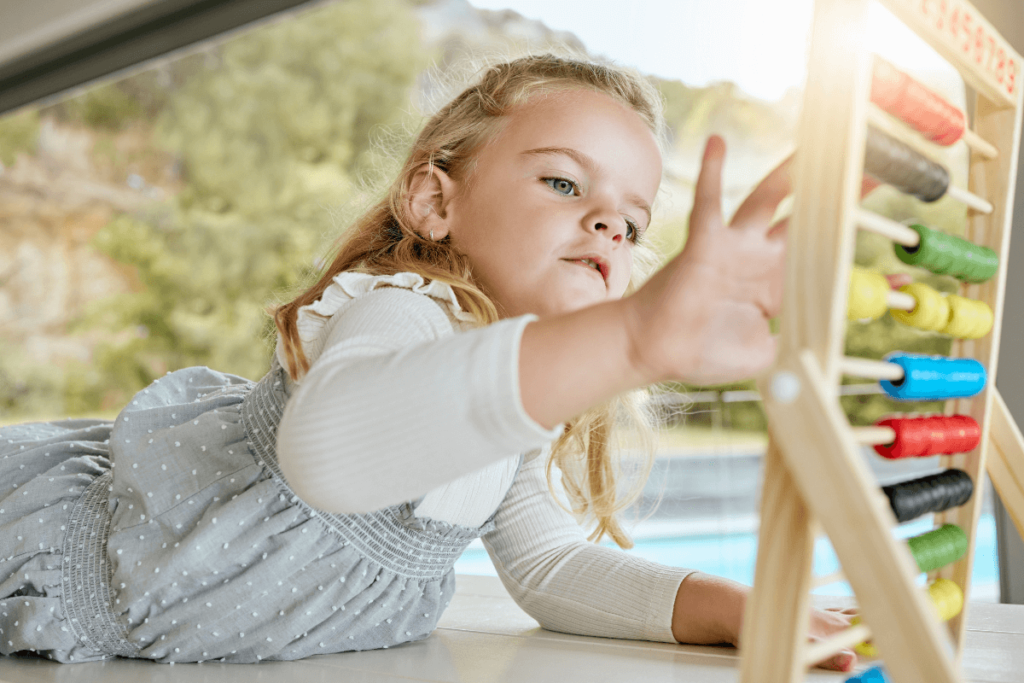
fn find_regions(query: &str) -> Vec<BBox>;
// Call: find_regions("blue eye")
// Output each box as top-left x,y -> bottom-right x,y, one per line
625,219 -> 642,244
544,177 -> 577,196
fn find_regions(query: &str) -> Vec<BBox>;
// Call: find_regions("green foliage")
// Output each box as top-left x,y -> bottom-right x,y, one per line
81,84 -> 143,130
158,0 -> 424,217
82,208 -> 319,396
658,79 -> 700,137
657,79 -> 796,150
52,83 -> 144,130
0,340 -> 62,418
0,109 -> 40,166
70,0 -> 426,408
41,56 -> 205,133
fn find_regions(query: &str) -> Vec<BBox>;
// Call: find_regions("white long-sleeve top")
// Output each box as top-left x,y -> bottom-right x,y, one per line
275,271 -> 695,643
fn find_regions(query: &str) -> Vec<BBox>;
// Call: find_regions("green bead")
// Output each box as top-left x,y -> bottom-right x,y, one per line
961,244 -> 999,283
908,524 -> 968,573
894,224 -> 998,283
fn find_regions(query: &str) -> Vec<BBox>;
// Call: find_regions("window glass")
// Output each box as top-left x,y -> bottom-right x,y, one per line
0,0 -> 998,600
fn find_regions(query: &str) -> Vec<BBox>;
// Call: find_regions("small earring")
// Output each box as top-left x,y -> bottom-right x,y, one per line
429,229 -> 434,241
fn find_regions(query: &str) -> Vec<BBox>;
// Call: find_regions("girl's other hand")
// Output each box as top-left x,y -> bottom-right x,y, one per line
625,135 -> 790,386
808,606 -> 859,672
672,575 -> 857,672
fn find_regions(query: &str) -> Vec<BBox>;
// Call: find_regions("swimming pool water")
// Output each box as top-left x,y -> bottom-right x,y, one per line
454,513 -> 1001,601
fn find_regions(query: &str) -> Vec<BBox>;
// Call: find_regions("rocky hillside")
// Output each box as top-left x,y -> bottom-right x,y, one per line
0,120 -> 174,364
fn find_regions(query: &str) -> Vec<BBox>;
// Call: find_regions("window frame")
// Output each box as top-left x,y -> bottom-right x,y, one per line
0,0 -> 317,115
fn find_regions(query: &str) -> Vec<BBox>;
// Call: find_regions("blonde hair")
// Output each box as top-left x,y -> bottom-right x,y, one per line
273,53 -> 666,548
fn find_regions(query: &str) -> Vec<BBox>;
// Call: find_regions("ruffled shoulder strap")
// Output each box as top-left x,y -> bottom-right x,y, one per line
275,271 -> 477,371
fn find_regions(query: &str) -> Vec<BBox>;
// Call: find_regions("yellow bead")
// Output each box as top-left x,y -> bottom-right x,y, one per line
851,616 -> 879,657
891,282 -> 949,331
928,578 -> 963,622
943,295 -> 994,339
848,268 -> 890,321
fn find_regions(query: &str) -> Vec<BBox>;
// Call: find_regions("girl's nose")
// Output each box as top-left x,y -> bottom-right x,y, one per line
593,220 -> 626,244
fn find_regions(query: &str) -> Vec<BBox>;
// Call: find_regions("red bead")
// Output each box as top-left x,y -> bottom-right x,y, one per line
874,415 -> 980,459
871,58 -> 966,147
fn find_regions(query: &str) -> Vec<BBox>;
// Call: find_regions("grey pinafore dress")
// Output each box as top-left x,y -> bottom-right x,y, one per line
0,358 -> 495,663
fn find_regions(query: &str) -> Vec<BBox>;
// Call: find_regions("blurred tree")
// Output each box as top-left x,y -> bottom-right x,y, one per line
73,0 -> 427,409
0,110 -> 39,166
658,79 -> 796,153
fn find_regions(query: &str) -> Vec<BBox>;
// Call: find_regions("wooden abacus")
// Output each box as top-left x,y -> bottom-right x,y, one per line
737,1 -> 1024,682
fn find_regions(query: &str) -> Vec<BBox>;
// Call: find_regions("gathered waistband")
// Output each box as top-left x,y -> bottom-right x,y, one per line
240,362 -> 486,581
61,471 -> 139,658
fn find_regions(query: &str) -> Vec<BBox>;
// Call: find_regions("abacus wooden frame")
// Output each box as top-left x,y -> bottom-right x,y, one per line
736,1 -> 1024,682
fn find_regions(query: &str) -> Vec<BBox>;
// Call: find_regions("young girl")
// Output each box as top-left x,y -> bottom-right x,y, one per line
0,53 -> 857,670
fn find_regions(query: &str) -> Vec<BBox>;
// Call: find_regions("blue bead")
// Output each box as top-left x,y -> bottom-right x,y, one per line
880,352 -> 986,400
845,664 -> 891,682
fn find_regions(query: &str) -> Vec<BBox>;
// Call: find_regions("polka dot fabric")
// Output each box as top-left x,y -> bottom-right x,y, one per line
0,362 -> 486,663
0,419 -> 111,662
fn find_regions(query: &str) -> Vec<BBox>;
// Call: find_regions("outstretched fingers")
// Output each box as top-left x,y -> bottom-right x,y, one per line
731,159 -> 874,235
730,153 -> 794,231
688,135 -> 726,238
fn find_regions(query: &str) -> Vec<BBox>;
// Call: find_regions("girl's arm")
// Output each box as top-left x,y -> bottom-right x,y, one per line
481,451 -> 694,642
276,285 -> 562,514
484,453 -> 857,672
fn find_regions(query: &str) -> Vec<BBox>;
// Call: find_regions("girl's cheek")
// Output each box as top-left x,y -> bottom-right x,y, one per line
616,262 -> 634,296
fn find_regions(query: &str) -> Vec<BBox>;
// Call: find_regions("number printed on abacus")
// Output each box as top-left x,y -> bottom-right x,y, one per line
917,0 -> 1020,95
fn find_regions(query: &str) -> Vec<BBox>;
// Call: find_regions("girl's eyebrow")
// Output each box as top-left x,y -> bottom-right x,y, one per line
521,146 -> 652,223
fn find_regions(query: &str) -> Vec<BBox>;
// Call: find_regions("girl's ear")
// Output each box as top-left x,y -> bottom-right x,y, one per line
405,163 -> 459,241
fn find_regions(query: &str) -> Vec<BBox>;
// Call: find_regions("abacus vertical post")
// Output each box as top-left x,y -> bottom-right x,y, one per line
937,78 -> 1024,650
738,0 -> 1024,682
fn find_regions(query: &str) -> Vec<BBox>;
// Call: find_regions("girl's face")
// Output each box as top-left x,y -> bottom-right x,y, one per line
445,89 -> 663,318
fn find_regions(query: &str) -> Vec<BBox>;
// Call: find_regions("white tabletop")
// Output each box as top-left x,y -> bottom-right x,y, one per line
0,575 -> 1021,682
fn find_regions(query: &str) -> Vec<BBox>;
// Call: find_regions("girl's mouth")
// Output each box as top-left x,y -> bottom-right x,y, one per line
564,257 -> 607,282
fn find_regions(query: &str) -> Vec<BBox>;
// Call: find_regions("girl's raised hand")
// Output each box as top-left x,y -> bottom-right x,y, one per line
625,135 -> 790,386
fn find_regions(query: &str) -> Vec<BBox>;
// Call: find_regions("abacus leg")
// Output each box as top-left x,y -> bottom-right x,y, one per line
987,389 -> 1024,541
738,439 -> 815,683
760,351 -> 960,683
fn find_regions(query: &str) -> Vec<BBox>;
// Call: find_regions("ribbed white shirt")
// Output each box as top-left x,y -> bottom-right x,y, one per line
275,272 -> 695,643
